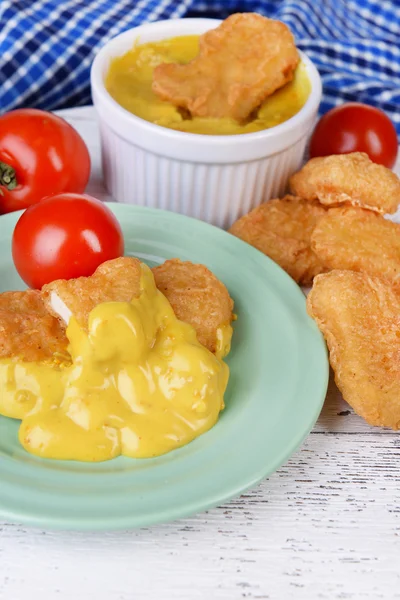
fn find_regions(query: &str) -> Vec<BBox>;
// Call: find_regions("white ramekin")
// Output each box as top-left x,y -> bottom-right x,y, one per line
91,18 -> 322,229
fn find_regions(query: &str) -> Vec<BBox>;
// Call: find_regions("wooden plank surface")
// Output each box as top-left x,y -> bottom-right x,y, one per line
0,107 -> 399,600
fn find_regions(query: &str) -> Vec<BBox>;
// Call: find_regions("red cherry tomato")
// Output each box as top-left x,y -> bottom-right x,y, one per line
12,193 -> 124,289
0,109 -> 91,213
309,103 -> 398,168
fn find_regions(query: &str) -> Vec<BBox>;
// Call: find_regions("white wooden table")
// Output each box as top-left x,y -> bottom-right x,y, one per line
1,107 -> 400,600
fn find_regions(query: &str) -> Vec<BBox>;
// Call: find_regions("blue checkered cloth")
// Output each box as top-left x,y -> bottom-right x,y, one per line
1,0 -> 399,134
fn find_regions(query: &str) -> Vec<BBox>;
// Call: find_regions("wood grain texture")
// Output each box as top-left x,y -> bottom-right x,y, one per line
0,108 -> 399,600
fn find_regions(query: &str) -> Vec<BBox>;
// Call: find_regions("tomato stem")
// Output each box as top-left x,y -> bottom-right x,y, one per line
0,161 -> 17,191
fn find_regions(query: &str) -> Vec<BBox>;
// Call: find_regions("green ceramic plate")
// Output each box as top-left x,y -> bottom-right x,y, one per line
0,204 -> 328,530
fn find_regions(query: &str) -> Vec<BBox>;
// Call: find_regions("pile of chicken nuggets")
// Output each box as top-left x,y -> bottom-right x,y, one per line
0,258 -> 234,363
230,151 -> 400,430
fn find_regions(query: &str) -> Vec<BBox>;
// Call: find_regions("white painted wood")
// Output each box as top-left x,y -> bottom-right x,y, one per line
1,107 -> 400,600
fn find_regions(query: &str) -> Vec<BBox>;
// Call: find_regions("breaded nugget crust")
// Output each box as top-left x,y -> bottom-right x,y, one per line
153,13 -> 299,121
152,259 -> 233,354
42,257 -> 142,327
0,291 -> 68,362
311,207 -> 400,285
229,195 -> 328,285
289,152 -> 400,214
307,270 -> 400,429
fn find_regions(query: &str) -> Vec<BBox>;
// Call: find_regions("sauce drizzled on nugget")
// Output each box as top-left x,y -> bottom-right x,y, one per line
0,258 -> 234,462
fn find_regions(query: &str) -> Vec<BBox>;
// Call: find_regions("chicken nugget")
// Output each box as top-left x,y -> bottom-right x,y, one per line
311,207 -> 400,285
153,13 -> 299,121
289,152 -> 400,214
307,270 -> 400,429
42,257 -> 142,327
0,290 -> 68,362
152,259 -> 234,355
229,196 -> 328,285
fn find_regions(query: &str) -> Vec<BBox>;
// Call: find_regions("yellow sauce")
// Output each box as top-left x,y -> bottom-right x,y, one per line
106,35 -> 311,135
0,264 -> 230,461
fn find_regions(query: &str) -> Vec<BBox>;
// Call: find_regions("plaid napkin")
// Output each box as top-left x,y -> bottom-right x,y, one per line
0,0 -> 399,134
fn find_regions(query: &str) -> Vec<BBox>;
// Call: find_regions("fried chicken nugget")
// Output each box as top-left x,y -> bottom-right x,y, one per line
307,270 -> 400,429
152,259 -> 234,355
289,152 -> 400,214
229,196 -> 328,285
0,290 -> 68,362
311,207 -> 400,286
42,257 -> 142,327
153,13 -> 299,121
